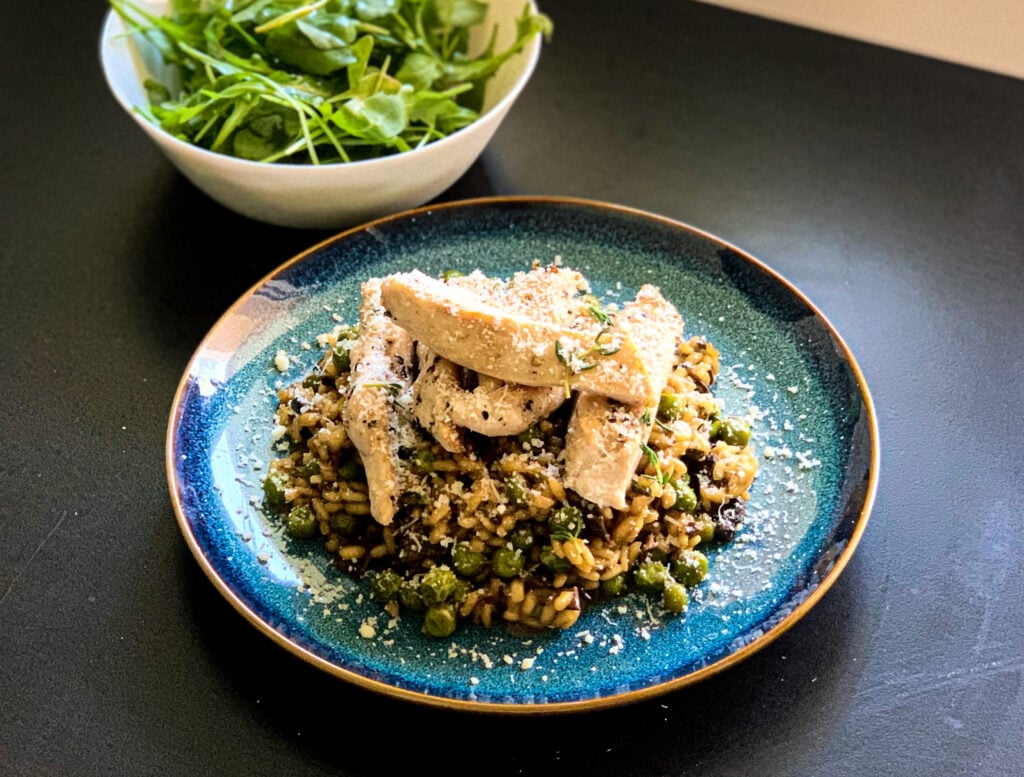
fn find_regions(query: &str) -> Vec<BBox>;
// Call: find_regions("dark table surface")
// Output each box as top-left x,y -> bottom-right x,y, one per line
3,1 -> 1022,775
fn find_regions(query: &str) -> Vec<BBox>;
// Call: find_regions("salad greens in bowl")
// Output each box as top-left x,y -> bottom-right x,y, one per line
100,0 -> 551,228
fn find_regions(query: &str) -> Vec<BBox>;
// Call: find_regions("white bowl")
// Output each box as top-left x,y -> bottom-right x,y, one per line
100,0 -> 544,229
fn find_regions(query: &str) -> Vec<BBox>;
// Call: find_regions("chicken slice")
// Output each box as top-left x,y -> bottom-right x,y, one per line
614,283 -> 683,395
562,286 -> 684,509
379,270 -> 661,404
446,264 -> 588,313
409,264 -> 583,446
447,376 -> 566,436
341,279 -> 417,526
496,263 -> 589,317
410,344 -> 466,454
413,349 -> 566,444
445,269 -> 503,297
562,396 -> 649,510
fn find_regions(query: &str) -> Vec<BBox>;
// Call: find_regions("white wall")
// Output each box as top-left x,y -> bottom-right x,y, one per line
698,1 -> 1024,80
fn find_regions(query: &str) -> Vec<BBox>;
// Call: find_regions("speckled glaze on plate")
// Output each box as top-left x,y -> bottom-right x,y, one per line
167,197 -> 878,712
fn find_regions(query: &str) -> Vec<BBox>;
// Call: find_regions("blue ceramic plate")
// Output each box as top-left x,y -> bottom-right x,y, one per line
167,197 -> 878,712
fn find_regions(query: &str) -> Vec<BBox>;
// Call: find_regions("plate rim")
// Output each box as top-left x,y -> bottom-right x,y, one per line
165,195 -> 880,713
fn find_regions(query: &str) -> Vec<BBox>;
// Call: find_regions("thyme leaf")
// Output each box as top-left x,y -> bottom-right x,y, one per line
588,304 -> 611,325
361,381 -> 403,396
554,339 -> 569,367
640,442 -> 670,484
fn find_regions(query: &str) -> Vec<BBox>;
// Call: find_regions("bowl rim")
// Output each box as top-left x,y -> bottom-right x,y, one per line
98,0 -> 544,172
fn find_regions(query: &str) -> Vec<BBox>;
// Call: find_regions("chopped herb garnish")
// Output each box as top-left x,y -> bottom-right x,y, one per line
549,506 -> 584,541
640,442 -> 670,484
554,339 -> 569,367
588,305 -> 611,325
592,342 -> 621,357
362,381 -> 403,396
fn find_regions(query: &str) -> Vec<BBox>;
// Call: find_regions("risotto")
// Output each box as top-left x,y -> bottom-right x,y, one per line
263,263 -> 758,637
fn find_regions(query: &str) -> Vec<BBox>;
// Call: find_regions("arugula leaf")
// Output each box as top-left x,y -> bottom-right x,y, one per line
395,51 -> 443,91
355,0 -> 402,21
346,34 -> 375,89
432,0 -> 488,29
265,21 -> 358,75
332,92 -> 408,143
407,86 -> 470,122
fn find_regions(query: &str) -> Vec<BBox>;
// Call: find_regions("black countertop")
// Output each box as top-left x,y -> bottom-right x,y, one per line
2,2 -> 1022,775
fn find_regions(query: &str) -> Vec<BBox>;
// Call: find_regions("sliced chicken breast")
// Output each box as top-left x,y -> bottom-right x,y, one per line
410,344 -> 467,454
409,264 -> 583,446
562,395 -> 649,510
341,279 -> 417,526
379,270 -> 660,404
447,376 -> 566,436
562,285 -> 684,509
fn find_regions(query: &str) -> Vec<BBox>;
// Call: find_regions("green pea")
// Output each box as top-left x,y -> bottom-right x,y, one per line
672,550 -> 709,587
297,459 -> 321,478
548,506 -> 583,540
600,574 -> 627,597
701,398 -> 721,420
516,424 -> 543,448
370,569 -> 402,604
502,473 -> 529,507
398,581 -> 425,612
663,582 -> 689,613
285,504 -> 317,539
331,345 -> 351,373
507,525 -> 535,553
262,470 -> 289,509
410,447 -> 435,475
695,516 -> 716,543
710,417 -> 751,446
328,511 -> 361,536
451,544 -> 486,578
335,459 -> 365,482
672,480 -> 698,512
302,370 -> 323,388
540,545 -> 572,573
492,547 -> 524,579
419,567 -> 457,607
452,579 -> 470,605
399,490 -> 429,508
634,560 -> 668,592
647,548 -> 669,564
422,604 -> 457,637
658,393 -> 685,421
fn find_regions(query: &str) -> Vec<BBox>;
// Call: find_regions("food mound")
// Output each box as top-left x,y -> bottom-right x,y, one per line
263,264 -> 758,638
